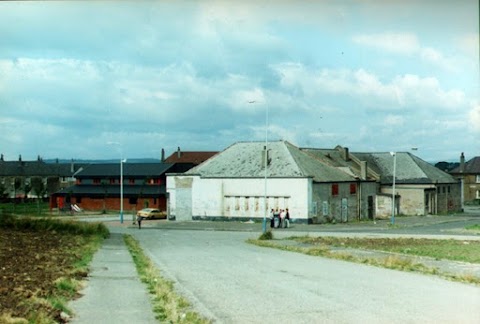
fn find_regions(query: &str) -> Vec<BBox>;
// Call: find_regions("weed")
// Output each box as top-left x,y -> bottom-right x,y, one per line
124,235 -> 211,324
258,230 -> 273,240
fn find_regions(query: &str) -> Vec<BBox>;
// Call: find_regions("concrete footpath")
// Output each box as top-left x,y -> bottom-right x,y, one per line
69,233 -> 157,324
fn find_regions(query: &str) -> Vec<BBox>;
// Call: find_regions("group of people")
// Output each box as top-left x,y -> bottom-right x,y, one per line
269,208 -> 290,228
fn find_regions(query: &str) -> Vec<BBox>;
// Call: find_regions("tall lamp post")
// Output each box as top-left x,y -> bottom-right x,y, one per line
248,99 -> 268,233
390,151 -> 396,225
120,158 -> 126,224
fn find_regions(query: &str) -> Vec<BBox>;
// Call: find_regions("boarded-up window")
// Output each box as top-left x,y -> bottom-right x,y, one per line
350,183 -> 357,195
332,183 -> 339,196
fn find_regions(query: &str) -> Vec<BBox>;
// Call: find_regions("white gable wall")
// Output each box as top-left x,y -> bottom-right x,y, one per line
168,175 -> 312,222
192,177 -> 311,222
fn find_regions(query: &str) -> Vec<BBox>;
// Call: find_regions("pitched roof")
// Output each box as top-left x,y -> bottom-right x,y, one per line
76,163 -> 176,178
164,151 -> 218,164
352,152 -> 457,184
0,160 -> 84,177
55,184 -> 166,196
185,141 -> 356,182
450,157 -> 480,174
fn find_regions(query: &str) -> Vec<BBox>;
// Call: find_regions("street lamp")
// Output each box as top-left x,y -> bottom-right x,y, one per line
120,158 -> 126,224
390,151 -> 396,225
248,100 -> 268,233
108,141 -> 125,224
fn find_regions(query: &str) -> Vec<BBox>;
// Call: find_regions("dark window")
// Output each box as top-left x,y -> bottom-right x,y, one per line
76,179 -> 82,184
110,178 -> 116,184
442,187 -> 446,194
93,179 -> 100,185
332,184 -> 339,196
129,178 -> 135,184
76,197 -> 82,204
129,197 -> 137,205
350,183 -> 357,195
448,186 -> 451,193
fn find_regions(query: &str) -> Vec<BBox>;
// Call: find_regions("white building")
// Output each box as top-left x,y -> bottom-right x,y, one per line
167,141 -> 376,224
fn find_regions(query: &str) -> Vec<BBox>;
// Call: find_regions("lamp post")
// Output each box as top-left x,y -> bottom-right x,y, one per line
390,151 -> 396,225
248,99 -> 268,233
120,158 -> 125,224
263,102 -> 269,233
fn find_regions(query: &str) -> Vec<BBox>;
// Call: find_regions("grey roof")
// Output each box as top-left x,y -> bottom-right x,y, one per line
76,163 -> 176,178
450,157 -> 480,174
186,141 -> 356,182
0,160 -> 84,177
352,152 -> 457,184
55,184 -> 166,196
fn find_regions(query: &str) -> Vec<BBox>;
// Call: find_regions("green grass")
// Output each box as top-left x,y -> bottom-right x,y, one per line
466,224 -> 480,231
290,236 -> 480,263
247,236 -> 480,285
124,235 -> 211,324
0,202 -> 50,216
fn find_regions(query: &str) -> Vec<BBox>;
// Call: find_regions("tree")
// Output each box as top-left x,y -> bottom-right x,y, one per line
31,177 -> 46,214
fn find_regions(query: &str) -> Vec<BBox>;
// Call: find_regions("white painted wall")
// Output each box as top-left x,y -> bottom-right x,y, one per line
168,175 -> 311,221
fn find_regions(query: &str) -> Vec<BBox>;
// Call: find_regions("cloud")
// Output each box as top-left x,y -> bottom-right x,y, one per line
353,33 -> 420,55
384,115 -> 404,126
353,32 -> 458,71
469,104 -> 480,133
271,63 -> 466,110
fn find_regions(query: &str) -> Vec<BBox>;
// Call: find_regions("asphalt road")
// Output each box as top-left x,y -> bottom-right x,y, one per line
113,227 -> 480,324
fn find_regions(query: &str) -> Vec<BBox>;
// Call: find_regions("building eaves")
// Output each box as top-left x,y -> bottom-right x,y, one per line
76,163 -> 176,178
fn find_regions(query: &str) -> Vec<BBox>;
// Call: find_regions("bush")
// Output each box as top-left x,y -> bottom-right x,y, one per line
258,230 -> 273,240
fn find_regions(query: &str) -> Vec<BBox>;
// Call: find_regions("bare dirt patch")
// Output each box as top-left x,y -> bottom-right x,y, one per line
0,227 -> 89,322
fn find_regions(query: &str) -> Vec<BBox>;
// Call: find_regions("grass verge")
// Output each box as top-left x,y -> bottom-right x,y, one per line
247,236 -> 480,285
466,224 -> 480,231
123,235 -> 211,324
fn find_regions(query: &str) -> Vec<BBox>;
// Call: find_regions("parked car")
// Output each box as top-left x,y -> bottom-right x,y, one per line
136,208 -> 167,219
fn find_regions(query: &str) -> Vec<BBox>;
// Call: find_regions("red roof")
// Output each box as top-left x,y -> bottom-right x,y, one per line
164,151 -> 218,164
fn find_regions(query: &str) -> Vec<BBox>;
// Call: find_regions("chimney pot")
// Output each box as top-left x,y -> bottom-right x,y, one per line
343,147 -> 350,161
460,152 -> 465,173
360,161 -> 367,180
161,148 -> 165,162
177,147 -> 181,158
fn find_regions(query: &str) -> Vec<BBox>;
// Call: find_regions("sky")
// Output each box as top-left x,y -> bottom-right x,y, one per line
0,0 -> 479,163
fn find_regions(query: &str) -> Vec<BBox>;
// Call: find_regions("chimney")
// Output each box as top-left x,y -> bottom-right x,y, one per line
37,155 -> 41,162
460,152 -> 465,173
261,146 -> 266,167
18,154 -> 22,162
177,147 -> 181,158
71,159 -> 75,173
0,154 -> 3,162
343,147 -> 350,161
161,148 -> 165,162
360,161 -> 367,180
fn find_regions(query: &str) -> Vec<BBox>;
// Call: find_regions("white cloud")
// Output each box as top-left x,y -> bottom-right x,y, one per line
384,115 -> 404,126
353,33 -> 420,55
469,104 -> 480,133
272,63 -> 466,110
353,32 -> 458,71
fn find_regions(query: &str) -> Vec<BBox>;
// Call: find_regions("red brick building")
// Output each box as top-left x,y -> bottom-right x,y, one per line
51,162 -> 193,213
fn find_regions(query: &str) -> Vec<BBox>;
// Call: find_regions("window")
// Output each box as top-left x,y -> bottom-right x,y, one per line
109,178 -> 116,184
76,179 -> 82,185
331,183 -> 339,196
129,178 -> 135,184
476,175 -> 480,183
476,190 -> 480,199
447,186 -> 450,193
129,197 -> 138,205
93,179 -> 100,185
350,183 -> 357,195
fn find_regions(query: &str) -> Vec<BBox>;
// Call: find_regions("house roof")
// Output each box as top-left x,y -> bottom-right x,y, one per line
352,152 -> 457,184
301,147 -> 378,181
164,151 -> 218,164
185,141 -> 356,182
76,163 -> 176,178
450,157 -> 480,174
54,184 -> 166,196
0,160 -> 84,177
